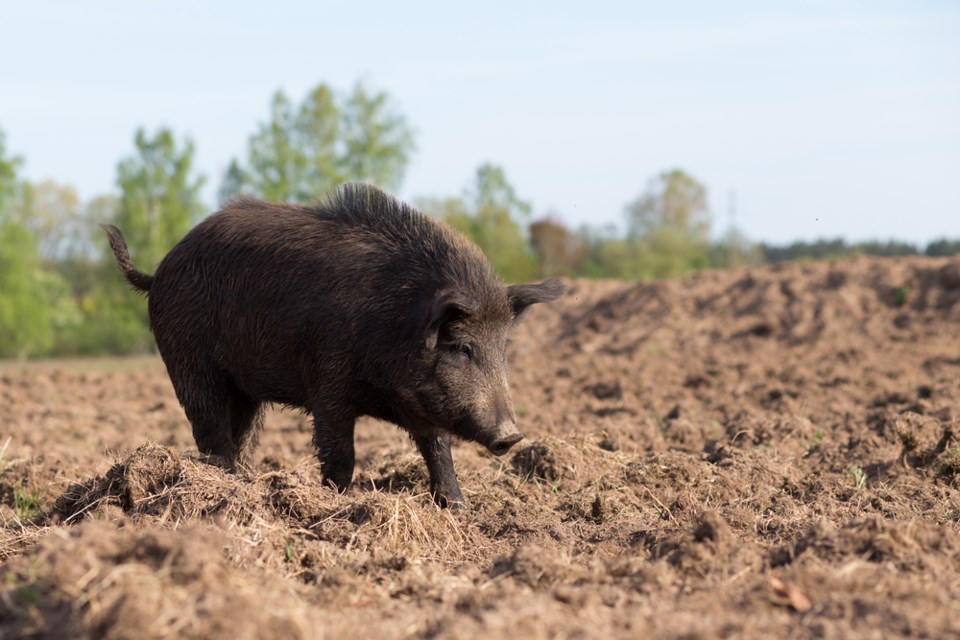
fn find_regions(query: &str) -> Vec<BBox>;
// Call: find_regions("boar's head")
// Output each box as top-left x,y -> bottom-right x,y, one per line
411,278 -> 566,456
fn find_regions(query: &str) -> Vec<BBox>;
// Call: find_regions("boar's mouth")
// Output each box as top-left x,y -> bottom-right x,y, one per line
409,390 -> 524,456
486,432 -> 524,456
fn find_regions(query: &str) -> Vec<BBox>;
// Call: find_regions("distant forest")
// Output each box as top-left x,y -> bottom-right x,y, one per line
759,238 -> 960,263
1,82 -> 957,358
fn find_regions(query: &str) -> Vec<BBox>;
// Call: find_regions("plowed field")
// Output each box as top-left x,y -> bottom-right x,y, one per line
3,256 -> 960,639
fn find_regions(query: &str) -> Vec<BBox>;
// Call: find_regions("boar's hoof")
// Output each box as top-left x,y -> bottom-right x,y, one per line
321,475 -> 353,494
488,433 -> 524,457
436,494 -> 468,510
198,452 -> 236,471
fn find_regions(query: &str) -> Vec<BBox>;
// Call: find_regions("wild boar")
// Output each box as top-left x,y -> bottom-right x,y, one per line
103,183 -> 564,507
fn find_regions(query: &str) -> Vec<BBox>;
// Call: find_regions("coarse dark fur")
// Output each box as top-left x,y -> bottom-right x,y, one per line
103,183 -> 565,507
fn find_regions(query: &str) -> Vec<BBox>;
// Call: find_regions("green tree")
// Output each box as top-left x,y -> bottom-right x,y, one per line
218,158 -> 249,207
19,180 -> 88,262
415,196 -> 471,228
241,90 -> 319,202
626,169 -> 710,242
855,240 -> 919,257
0,130 -> 22,212
593,238 -> 635,279
0,129 -> 54,358
709,227 -> 761,268
468,164 -> 538,282
0,222 -> 55,358
41,193 -> 119,314
339,82 -> 415,191
222,81 -> 415,204
567,224 -> 618,278
622,169 -> 712,279
926,238 -> 960,257
760,239 -> 849,263
114,127 -> 206,272
92,127 -> 206,354
428,164 -> 538,283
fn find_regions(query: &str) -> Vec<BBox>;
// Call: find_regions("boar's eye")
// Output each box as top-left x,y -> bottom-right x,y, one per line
438,341 -> 473,364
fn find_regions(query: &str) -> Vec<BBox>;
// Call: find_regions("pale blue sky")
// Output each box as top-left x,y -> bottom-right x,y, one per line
2,1 -> 958,244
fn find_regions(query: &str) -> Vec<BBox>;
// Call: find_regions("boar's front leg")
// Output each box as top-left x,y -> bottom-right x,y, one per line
415,433 -> 465,509
312,409 -> 356,493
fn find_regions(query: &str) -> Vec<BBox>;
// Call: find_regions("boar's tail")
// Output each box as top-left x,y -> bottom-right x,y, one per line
100,224 -> 154,293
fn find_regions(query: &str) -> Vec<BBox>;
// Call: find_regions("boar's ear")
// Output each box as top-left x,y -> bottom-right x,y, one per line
426,291 -> 479,350
507,278 -> 566,321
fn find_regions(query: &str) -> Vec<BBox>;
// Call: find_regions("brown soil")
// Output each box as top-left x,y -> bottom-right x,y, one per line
2,255 -> 960,639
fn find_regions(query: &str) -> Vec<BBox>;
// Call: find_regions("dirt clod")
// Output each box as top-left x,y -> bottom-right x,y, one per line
510,442 -> 562,482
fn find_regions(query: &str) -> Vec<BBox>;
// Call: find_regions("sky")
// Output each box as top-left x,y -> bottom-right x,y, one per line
2,0 -> 958,245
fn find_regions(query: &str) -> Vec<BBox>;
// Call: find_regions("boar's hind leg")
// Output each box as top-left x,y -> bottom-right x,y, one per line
230,391 -> 264,471
415,433 -> 465,509
313,409 -> 356,493
173,367 -> 239,469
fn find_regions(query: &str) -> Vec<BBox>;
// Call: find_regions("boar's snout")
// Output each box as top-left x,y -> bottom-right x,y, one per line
487,423 -> 524,456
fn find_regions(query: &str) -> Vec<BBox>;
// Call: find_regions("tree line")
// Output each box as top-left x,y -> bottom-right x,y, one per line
758,238 -> 960,263
1,81 -> 957,359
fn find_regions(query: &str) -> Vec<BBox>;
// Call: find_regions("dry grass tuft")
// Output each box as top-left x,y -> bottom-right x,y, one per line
53,443 -> 262,525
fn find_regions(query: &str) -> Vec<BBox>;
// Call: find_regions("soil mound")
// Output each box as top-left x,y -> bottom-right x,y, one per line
555,256 -> 960,353
0,522 -> 319,639
53,443 -> 260,524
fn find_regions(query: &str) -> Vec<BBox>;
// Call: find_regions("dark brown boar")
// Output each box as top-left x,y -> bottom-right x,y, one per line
102,183 -> 564,507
